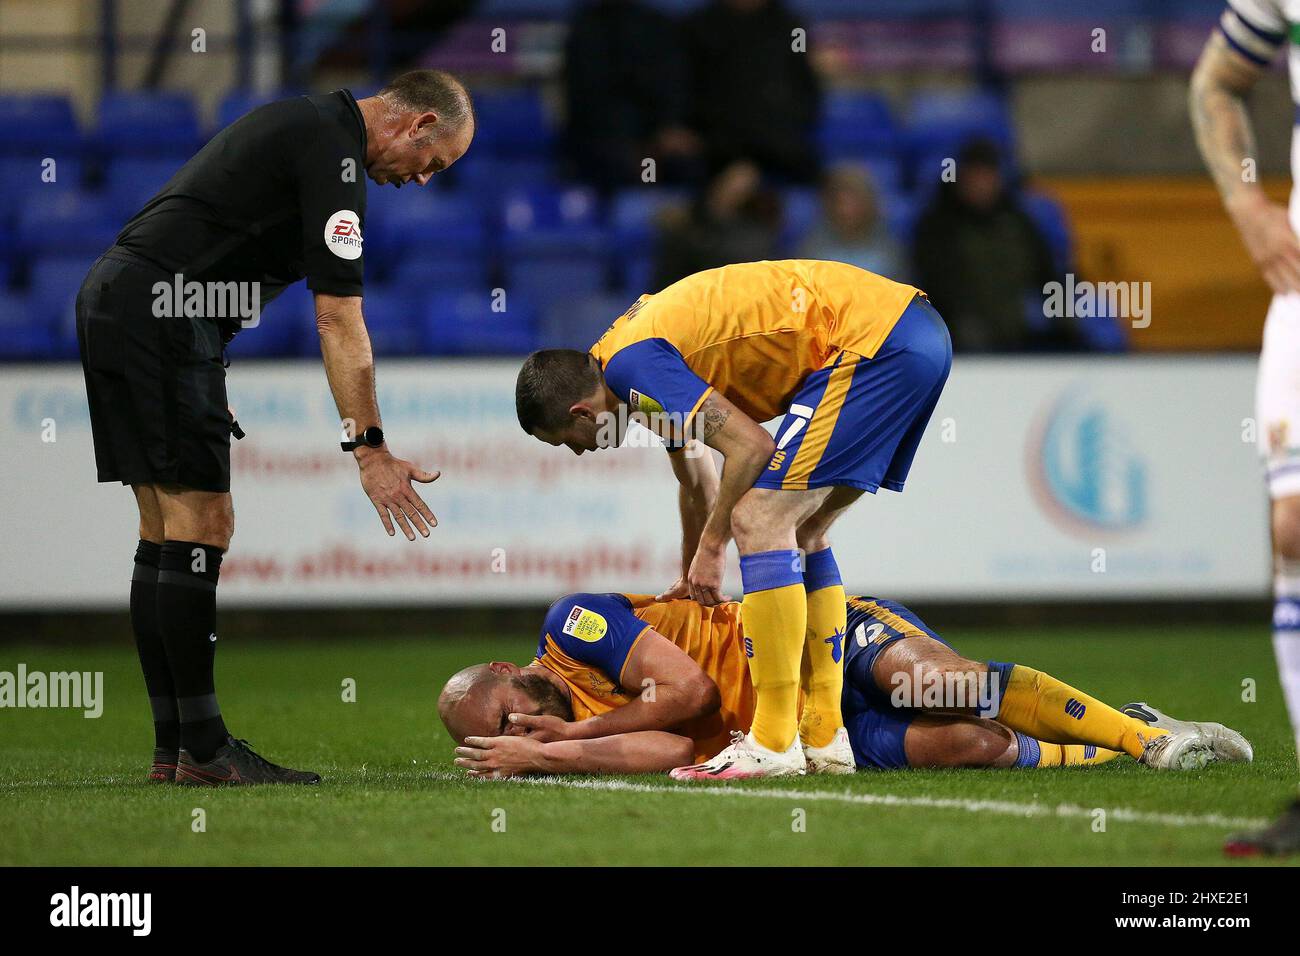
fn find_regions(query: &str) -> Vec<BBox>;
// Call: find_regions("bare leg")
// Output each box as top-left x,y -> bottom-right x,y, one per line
153,484 -> 234,549
132,484 -> 165,544
872,634 -> 991,717
902,714 -> 1019,768
873,634 -> 1148,760
794,486 -> 864,556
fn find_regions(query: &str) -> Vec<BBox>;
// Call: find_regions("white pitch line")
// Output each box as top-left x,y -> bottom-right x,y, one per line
508,775 -> 1269,831
2,771 -> 1271,831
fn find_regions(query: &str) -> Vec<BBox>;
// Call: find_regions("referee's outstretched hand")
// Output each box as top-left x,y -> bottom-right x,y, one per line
357,449 -> 440,540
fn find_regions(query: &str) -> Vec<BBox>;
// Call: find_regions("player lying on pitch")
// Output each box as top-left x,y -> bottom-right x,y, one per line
439,590 -> 1252,778
515,259 -> 952,778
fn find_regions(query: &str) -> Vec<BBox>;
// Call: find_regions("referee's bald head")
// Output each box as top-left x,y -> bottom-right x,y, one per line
377,70 -> 475,139
361,70 -> 475,187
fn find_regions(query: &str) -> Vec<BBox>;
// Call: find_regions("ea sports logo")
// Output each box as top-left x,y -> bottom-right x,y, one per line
324,209 -> 363,260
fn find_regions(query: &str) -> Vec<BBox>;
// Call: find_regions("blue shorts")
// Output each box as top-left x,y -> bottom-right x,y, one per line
841,596 -> 953,770
753,295 -> 952,492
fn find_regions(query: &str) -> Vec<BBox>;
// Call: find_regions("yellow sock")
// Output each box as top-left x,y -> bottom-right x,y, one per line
991,663 -> 1162,760
740,550 -> 806,752
1032,740 -> 1125,768
799,582 -> 846,747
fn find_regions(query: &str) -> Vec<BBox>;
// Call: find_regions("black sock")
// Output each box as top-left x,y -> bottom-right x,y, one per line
157,540 -> 228,763
130,540 -> 178,752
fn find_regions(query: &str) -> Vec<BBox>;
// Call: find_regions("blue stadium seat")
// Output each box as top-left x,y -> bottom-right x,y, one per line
505,256 -> 608,308
0,292 -> 59,360
610,188 -> 690,256
423,289 -> 538,356
97,92 -> 201,158
387,254 -> 492,296
904,89 -> 1016,166
215,89 -> 296,132
1076,311 -> 1130,352
0,156 -> 84,215
472,89 -> 555,158
104,157 -> 184,217
881,192 -> 920,245
28,256 -> 93,353
225,283 -> 312,359
617,255 -> 656,300
367,194 -> 492,287
452,156 -> 556,205
1020,190 -> 1074,274
818,91 -> 900,160
780,187 -> 821,249
0,94 -> 81,157
539,294 -> 632,350
857,154 -> 904,196
367,185 -> 490,266
356,287 -> 425,356
0,158 -> 81,274
17,190 -> 119,256
499,184 -> 606,256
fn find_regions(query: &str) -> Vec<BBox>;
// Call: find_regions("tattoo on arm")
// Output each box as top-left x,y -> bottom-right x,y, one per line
1189,33 -> 1266,205
698,395 -> 731,442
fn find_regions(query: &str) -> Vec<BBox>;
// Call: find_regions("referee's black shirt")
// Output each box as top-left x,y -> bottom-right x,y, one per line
113,89 -> 368,306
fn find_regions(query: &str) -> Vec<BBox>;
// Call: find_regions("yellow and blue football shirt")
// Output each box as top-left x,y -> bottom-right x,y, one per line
533,591 -> 961,768
592,259 -> 920,425
533,592 -> 755,763
590,260 -> 950,492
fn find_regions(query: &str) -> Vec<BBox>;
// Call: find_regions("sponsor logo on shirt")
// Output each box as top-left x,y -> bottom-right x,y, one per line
562,606 -> 608,642
324,209 -> 363,260
628,388 -> 664,415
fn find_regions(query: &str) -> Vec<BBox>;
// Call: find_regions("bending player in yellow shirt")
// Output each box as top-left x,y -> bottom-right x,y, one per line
439,591 -> 1252,777
515,260 -> 950,778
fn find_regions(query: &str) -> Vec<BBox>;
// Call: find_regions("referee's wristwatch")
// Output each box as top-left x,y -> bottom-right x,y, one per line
341,425 -> 384,452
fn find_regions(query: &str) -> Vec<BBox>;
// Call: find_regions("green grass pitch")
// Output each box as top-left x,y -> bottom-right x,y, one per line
2,623 -> 1298,866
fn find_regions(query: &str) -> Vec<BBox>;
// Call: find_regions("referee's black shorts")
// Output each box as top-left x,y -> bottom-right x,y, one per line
75,250 -> 233,494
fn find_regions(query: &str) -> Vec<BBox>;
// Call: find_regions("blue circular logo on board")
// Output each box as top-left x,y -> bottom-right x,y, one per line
1032,387 -> 1146,533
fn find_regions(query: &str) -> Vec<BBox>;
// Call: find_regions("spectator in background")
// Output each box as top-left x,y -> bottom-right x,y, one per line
652,160 -> 781,290
682,0 -> 821,183
799,163 -> 907,281
912,139 -> 1070,352
563,0 -> 703,190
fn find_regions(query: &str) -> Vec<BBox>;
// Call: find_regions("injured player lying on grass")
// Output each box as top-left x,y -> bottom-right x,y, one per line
439,592 -> 1253,779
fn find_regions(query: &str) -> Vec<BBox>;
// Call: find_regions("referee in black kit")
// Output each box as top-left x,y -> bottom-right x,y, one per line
75,71 -> 474,786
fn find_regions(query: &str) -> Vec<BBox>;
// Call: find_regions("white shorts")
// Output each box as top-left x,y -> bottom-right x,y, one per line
1257,292 -> 1300,499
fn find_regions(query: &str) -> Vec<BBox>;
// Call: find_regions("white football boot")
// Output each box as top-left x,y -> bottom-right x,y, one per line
1122,701 -> 1253,763
802,726 -> 857,775
1136,727 -> 1216,771
669,730 -> 806,781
